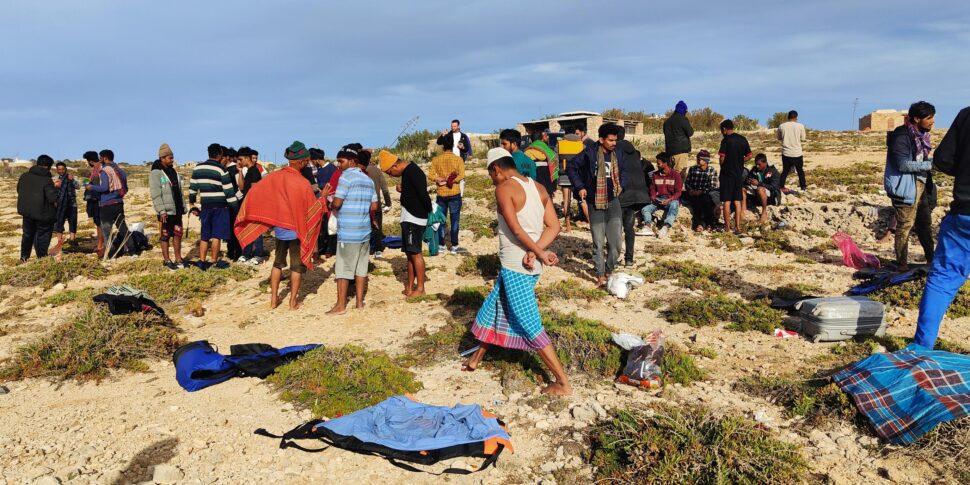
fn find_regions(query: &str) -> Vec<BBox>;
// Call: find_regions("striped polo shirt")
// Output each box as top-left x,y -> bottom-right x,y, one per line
334,167 -> 377,243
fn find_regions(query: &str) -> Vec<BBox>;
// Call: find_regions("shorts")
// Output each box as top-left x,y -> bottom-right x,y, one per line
719,176 -> 744,202
86,199 -> 101,225
335,241 -> 369,280
558,174 -> 572,187
273,238 -> 306,274
200,207 -> 231,241
746,187 -> 781,206
401,222 -> 425,255
158,214 -> 184,242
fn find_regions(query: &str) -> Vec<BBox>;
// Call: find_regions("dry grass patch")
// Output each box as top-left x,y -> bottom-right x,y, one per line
588,404 -> 808,484
0,254 -> 106,289
536,278 -> 608,303
664,295 -> 785,334
0,305 -> 184,382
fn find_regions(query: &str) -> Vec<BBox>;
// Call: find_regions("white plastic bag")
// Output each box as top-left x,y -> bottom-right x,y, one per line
129,222 -> 145,234
607,273 -> 645,299
611,333 -> 645,351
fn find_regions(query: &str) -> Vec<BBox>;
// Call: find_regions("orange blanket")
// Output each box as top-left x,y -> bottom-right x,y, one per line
235,167 -> 324,270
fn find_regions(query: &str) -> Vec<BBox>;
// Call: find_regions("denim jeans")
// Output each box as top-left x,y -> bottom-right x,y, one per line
242,236 -> 264,259
914,214 -> 970,348
641,200 -> 680,227
589,198 -> 622,276
21,216 -> 53,261
436,195 -> 462,247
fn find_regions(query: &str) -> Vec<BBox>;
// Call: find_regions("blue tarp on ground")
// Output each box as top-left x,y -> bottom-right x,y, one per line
831,344 -> 970,445
315,396 -> 511,452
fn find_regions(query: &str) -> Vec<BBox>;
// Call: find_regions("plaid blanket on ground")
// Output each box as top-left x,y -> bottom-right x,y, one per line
831,344 -> 970,445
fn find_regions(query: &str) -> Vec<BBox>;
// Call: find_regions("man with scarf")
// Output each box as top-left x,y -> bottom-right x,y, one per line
567,123 -> 626,287
663,100 -> 694,171
81,151 -> 105,257
149,143 -> 186,270
88,149 -> 132,258
525,129 -> 559,197
235,141 -> 323,310
884,101 -> 936,272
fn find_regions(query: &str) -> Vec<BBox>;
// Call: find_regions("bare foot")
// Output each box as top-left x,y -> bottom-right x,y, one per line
758,216 -> 769,225
541,382 -> 572,396
402,288 -> 411,296
270,296 -> 281,309
595,277 -> 607,288
355,302 -> 365,310
289,299 -> 300,310
409,289 -> 425,298
325,305 -> 346,316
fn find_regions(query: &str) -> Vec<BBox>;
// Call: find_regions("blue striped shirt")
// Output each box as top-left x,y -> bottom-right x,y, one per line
334,168 -> 377,243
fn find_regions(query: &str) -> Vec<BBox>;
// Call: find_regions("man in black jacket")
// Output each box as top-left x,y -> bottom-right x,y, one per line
663,100 -> 694,171
913,106 -> 970,349
616,127 -> 649,267
17,155 -> 60,262
437,119 -> 473,161
744,154 -> 782,224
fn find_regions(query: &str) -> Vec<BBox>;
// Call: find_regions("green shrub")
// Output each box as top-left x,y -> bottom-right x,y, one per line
400,319 -> 475,368
661,346 -> 707,385
643,260 -> 721,293
871,279 -> 970,318
0,306 -> 184,381
773,283 -> 822,300
456,254 -> 501,279
801,228 -> 829,238
708,231 -> 742,251
589,404 -> 808,484
0,254 -> 106,289
752,230 -> 795,254
44,288 -> 96,307
405,293 -> 446,303
462,173 -> 494,200
664,295 -> 784,334
110,258 -> 168,275
536,278 -> 608,303
267,345 -> 422,418
460,213 -> 497,239
448,286 -> 489,309
124,265 -> 253,305
734,375 -> 858,426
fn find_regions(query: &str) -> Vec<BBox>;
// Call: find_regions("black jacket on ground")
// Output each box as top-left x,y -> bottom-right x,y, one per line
934,106 -> 970,214
17,165 -> 60,222
663,112 -> 694,155
616,140 -> 650,208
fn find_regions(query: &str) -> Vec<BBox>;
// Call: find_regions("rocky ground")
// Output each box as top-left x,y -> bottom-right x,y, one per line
0,130 -> 964,484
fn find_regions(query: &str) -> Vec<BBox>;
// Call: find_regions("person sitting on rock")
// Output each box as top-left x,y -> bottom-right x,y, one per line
637,153 -> 682,239
683,149 -> 720,231
743,153 -> 782,224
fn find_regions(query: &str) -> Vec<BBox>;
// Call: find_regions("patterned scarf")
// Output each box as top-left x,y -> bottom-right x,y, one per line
909,123 -> 932,161
101,163 -> 128,196
594,146 -> 620,210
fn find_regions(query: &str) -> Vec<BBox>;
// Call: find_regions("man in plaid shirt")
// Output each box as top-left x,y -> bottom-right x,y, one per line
683,149 -> 720,231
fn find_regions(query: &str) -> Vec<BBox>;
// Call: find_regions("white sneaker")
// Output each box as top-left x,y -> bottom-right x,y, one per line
450,247 -> 462,255
237,256 -> 249,263
374,251 -> 384,259
657,226 -> 669,238
636,227 -> 654,237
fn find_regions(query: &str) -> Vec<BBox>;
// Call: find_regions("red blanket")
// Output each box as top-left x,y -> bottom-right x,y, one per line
235,167 -> 324,270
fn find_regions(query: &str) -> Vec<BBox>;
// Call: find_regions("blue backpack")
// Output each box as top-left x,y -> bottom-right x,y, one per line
256,396 -> 512,475
173,340 -> 321,392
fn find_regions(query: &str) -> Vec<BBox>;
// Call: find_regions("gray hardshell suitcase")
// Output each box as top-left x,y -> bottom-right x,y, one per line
794,296 -> 886,343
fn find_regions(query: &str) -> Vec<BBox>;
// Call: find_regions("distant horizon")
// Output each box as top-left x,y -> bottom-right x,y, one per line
1,1 -> 967,162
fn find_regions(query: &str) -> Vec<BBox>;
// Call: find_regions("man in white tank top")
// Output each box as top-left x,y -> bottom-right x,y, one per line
463,148 -> 572,396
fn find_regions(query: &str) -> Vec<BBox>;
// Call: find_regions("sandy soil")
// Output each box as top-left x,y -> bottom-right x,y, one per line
0,130 -> 962,484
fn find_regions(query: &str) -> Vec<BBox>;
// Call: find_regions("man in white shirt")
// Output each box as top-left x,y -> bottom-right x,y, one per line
776,110 -> 808,191
438,119 -> 472,161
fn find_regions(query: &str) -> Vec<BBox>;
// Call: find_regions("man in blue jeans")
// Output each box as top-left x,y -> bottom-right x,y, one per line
428,137 -> 465,254
914,106 -> 970,349
637,153 -> 682,239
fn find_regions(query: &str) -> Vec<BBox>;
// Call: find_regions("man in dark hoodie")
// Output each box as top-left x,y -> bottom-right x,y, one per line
663,100 -> 694,171
913,106 -> 970,349
744,153 -> 782,224
616,126 -> 649,266
17,155 -> 60,262
884,101 -> 936,271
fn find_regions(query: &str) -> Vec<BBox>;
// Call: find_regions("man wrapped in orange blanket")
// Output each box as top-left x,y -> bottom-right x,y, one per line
235,141 -> 323,310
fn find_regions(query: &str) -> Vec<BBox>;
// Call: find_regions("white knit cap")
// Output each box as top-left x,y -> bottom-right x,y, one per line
486,147 -> 513,167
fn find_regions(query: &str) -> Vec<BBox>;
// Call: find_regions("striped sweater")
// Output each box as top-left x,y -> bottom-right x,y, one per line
189,159 -> 239,210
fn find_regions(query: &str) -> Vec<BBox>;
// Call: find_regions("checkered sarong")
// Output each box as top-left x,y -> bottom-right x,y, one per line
831,344 -> 970,445
472,268 -> 551,351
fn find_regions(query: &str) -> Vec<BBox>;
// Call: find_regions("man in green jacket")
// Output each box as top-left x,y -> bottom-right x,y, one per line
150,143 -> 187,270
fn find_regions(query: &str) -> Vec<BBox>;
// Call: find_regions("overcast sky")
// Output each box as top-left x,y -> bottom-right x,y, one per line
1,0 -> 968,162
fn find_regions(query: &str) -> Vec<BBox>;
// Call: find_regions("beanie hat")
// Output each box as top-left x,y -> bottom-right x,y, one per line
675,100 -> 688,114
159,143 -> 173,159
697,149 -> 711,161
377,150 -> 399,172
487,147 -> 512,167
336,145 -> 359,161
285,141 -> 309,160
